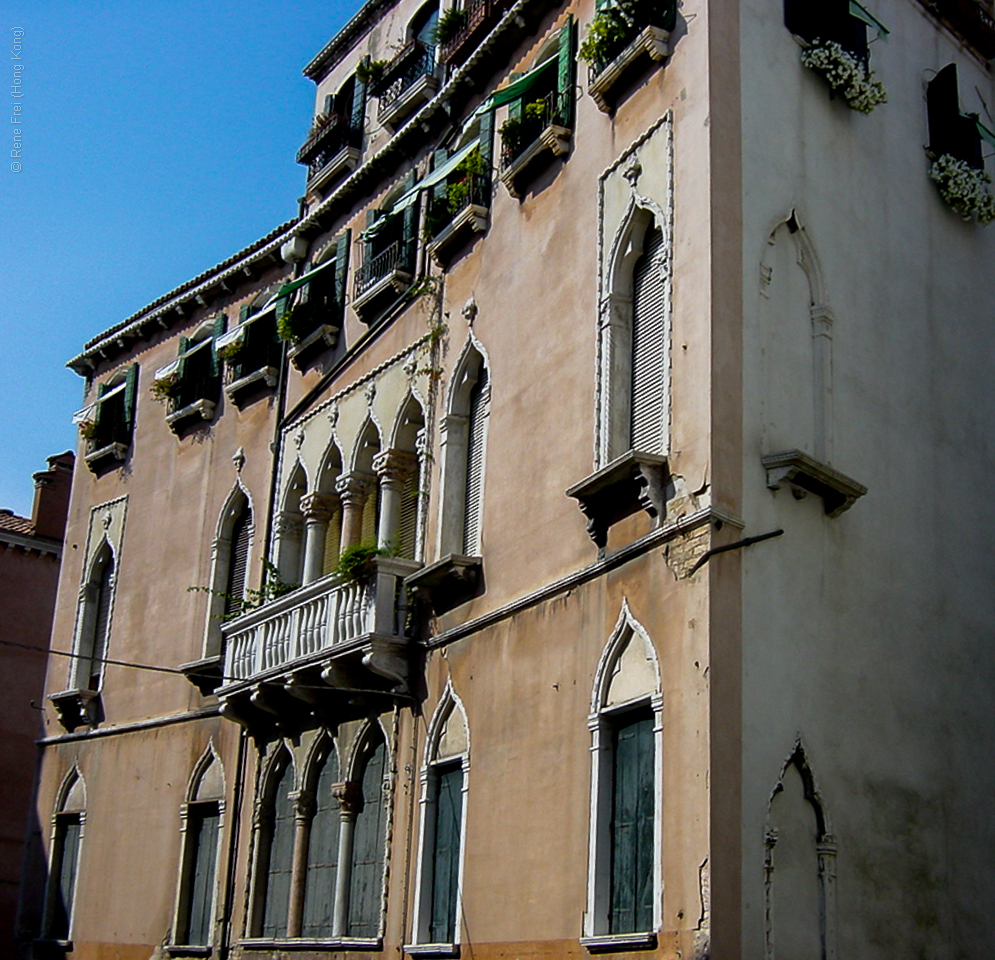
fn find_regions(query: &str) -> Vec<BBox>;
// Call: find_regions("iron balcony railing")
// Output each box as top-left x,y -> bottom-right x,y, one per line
297,116 -> 363,181
354,236 -> 416,298
499,90 -> 569,169
424,173 -> 491,241
377,42 -> 437,117
439,0 -> 508,64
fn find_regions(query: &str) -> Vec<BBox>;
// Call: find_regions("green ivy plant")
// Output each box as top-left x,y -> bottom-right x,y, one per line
149,375 -> 179,404
357,58 -> 388,88
578,6 -> 632,66
277,300 -> 320,344
334,541 -> 392,586
424,147 -> 489,240
188,559 -> 299,621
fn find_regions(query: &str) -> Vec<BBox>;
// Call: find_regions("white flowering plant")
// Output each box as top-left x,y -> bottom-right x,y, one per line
929,154 -> 995,225
800,40 -> 887,114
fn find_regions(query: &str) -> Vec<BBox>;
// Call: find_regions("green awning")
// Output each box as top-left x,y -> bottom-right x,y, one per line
849,0 -> 889,40
277,257 -> 336,297
976,118 -> 995,150
418,140 -> 480,190
490,56 -> 556,108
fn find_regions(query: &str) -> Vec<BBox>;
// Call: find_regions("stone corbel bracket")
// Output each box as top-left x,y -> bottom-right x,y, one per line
588,26 -> 671,113
762,449 -> 866,518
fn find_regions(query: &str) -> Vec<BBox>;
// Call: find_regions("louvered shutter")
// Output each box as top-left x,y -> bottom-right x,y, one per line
322,510 -> 342,577
431,147 -> 450,210
402,171 -> 418,270
361,486 -> 379,545
629,226 -> 666,454
50,814 -> 82,938
610,712 -> 654,934
478,109 -> 495,203
461,364 -> 489,556
177,336 -> 191,406
184,804 -> 221,945
348,740 -> 387,937
210,313 -> 227,379
556,16 -> 576,127
429,764 -> 463,943
334,230 -> 351,323
224,506 -> 252,620
302,753 -> 341,937
123,364 -> 139,440
351,66 -> 368,136
89,554 -> 115,690
262,763 -> 296,938
397,468 -> 419,561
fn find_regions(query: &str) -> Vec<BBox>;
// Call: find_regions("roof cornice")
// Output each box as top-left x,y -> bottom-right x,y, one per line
303,0 -> 396,82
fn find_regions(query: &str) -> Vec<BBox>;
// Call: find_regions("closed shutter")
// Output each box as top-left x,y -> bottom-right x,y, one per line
210,313 -> 227,379
429,764 -> 463,943
478,109 -> 495,205
629,225 -> 666,453
461,365 -> 489,556
610,711 -> 654,934
401,171 -> 418,270
348,739 -> 387,937
89,554 -> 115,690
50,814 -> 81,939
184,804 -> 221,945
322,509 -> 343,577
262,763 -> 296,938
122,364 -> 139,440
397,467 -> 420,561
303,753 -> 341,937
224,506 -> 252,620
361,486 -> 379,545
351,68 -> 368,135
334,230 -> 351,322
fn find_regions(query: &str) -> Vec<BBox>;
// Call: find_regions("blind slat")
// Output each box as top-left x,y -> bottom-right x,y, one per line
630,226 -> 666,453
462,366 -> 489,555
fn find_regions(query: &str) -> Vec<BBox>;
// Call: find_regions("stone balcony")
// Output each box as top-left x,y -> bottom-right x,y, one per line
217,555 -> 420,734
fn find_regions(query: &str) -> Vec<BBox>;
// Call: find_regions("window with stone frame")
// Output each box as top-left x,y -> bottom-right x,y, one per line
42,771 -> 86,944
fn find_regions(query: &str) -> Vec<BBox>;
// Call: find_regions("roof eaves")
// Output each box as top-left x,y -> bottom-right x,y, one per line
67,218 -> 299,376
303,0 -> 396,81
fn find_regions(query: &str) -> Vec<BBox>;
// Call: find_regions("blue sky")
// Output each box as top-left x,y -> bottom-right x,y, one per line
0,1 -> 356,517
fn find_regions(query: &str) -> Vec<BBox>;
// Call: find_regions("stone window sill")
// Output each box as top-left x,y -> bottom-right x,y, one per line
225,367 -> 278,405
426,204 -> 489,267
405,554 -> 482,615
84,441 -> 129,472
379,72 -> 441,128
353,268 -> 413,318
165,947 -> 212,958
179,655 -> 224,695
580,932 -> 657,953
288,323 -> 341,368
166,399 -> 216,431
762,449 -> 866,517
405,944 -> 460,958
307,146 -> 362,195
239,937 -> 381,952
588,26 -> 670,112
48,688 -> 101,732
500,124 -> 572,199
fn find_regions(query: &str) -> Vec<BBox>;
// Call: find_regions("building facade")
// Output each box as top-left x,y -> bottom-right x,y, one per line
22,0 -> 995,958
2,452 -> 74,960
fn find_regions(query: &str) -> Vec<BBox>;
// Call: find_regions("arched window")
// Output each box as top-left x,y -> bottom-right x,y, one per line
43,770 -> 86,940
172,750 -> 225,947
274,465 -> 307,587
302,747 -> 342,938
71,542 -> 115,692
440,342 -> 489,557
628,222 -> 666,453
414,686 -> 469,946
584,604 -> 662,947
224,502 -> 252,619
348,730 -> 388,938
259,756 -> 297,939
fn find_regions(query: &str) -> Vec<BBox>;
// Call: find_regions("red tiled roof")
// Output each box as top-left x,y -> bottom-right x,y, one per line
0,510 -> 34,536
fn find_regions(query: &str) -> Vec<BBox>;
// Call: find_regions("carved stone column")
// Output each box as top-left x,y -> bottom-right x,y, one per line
273,511 -> 304,585
335,474 -> 375,555
300,492 -> 338,585
372,449 -> 418,551
286,790 -> 317,937
331,780 -> 364,936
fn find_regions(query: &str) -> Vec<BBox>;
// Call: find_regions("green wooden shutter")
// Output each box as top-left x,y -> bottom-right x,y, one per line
557,16 -> 576,128
184,804 -> 221,945
478,109 -> 494,196
352,64 -> 368,134
348,739 -> 387,937
50,814 -> 82,939
239,304 -> 250,322
402,171 -> 418,270
334,230 -> 351,322
302,753 -> 341,937
210,314 -> 227,378
262,763 -> 296,938
177,336 -> 191,388
610,711 -> 654,935
429,764 -> 463,943
123,363 -> 139,436
323,94 -> 334,115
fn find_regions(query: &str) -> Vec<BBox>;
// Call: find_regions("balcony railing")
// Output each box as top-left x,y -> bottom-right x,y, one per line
354,237 -> 416,299
499,90 -> 569,169
377,42 -> 437,117
924,0 -> 995,59
439,0 -> 508,65
424,173 -> 490,240
296,116 -> 363,182
223,575 -> 372,683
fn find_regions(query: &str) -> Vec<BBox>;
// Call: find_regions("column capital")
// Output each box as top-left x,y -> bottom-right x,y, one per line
300,492 -> 338,524
334,473 -> 376,506
372,449 -> 418,485
332,780 -> 364,815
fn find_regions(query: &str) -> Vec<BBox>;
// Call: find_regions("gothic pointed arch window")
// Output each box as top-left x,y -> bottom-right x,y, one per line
253,752 -> 297,939
301,742 -> 342,938
43,769 -> 87,941
440,341 -> 490,557
172,749 -> 225,947
413,686 -> 469,947
583,604 -> 662,949
347,725 -> 389,938
71,541 -> 116,692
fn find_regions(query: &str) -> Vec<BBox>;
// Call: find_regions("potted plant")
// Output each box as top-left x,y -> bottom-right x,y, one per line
929,154 -> 995,224
579,6 -> 631,68
78,419 -> 97,440
216,338 -> 244,362
334,541 -> 391,586
357,58 -> 388,88
277,299 -> 320,344
434,7 -> 467,47
800,40 -> 887,114
150,373 -> 179,404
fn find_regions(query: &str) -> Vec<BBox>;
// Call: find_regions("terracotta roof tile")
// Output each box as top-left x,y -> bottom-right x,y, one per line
0,510 -> 34,535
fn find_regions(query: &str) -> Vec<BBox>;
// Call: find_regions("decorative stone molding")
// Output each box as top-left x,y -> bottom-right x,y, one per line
405,554 -> 482,616
426,204 -> 489,266
500,125 -> 572,199
288,323 -> 340,368
225,366 -> 278,405
48,689 -> 101,733
165,398 -> 216,431
372,449 -> 419,486
580,932 -> 658,953
335,472 -> 377,507
332,780 -> 365,814
300,492 -> 338,524
762,450 -> 866,517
